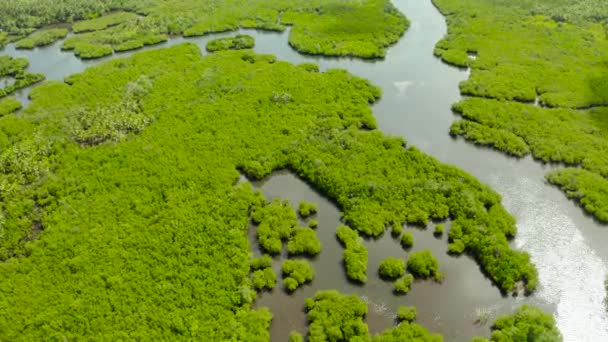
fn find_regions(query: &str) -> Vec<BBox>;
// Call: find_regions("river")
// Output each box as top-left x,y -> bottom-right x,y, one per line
2,0 -> 607,341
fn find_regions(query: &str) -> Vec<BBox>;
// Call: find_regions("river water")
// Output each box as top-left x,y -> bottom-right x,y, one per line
2,1 -> 608,341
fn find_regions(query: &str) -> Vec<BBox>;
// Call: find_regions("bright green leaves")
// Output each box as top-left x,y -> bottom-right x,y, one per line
282,259 -> 314,292
304,290 -> 369,341
378,257 -> 405,279
336,225 -> 368,283
206,35 -> 255,52
16,28 -> 68,49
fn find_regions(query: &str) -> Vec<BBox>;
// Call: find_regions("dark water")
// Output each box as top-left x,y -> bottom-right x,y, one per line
2,1 -> 608,340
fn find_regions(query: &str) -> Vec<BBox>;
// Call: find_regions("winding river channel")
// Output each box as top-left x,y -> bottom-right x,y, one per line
3,0 -> 608,341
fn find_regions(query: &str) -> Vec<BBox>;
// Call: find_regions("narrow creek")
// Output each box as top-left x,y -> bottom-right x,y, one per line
2,0 -> 608,341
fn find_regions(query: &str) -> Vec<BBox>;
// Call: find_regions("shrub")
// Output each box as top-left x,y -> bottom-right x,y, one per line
379,257 -> 405,279
16,28 -> 68,49
71,99 -> 152,146
252,268 -> 276,290
0,97 -> 22,116
253,199 -> 297,254
289,331 -> 304,342
397,306 -> 417,322
73,12 -> 139,33
394,274 -> 414,294
336,225 -> 367,283
298,201 -> 317,218
371,322 -> 443,341
488,305 -> 561,341
434,224 -> 445,236
206,35 -> 255,52
308,219 -> 318,229
287,227 -> 321,256
250,255 -> 272,271
407,250 -> 440,280
298,63 -> 319,73
448,239 -> 466,255
304,290 -> 368,341
400,231 -> 414,248
391,224 -> 403,236
282,260 -> 314,291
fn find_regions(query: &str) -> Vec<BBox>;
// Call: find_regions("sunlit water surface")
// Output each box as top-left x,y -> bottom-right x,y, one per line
3,1 -> 608,340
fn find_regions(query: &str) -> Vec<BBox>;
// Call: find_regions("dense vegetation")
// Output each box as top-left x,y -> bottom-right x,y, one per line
15,28 -> 68,49
400,231 -> 414,248
393,274 -> 414,294
282,259 -> 314,292
434,224 -> 444,236
397,306 -> 417,323
0,42 -> 540,338
298,201 -> 317,218
473,305 -> 562,342
407,250 -> 441,280
434,0 -> 608,221
252,199 -> 298,255
252,267 -> 276,291
287,227 -> 321,256
73,11 -> 140,33
0,0 -> 408,59
251,198 -> 321,255
304,290 -> 442,341
546,168 -> 608,222
0,97 -> 22,116
0,56 -> 45,98
250,255 -> 273,271
378,257 -> 405,279
206,35 -> 255,52
336,225 -> 368,283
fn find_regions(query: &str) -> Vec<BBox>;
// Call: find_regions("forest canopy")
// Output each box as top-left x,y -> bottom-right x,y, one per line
3,0 -> 408,59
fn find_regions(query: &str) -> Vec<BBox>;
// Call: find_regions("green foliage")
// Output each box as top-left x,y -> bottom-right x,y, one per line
62,18 -> 168,58
546,168 -> 608,222
434,0 -> 608,108
452,98 -> 608,177
0,97 -> 22,116
378,257 -> 405,279
400,231 -> 414,248
304,290 -> 369,341
487,305 -> 562,342
394,274 -> 414,294
253,199 -> 298,255
73,11 -> 140,33
336,225 -> 368,283
452,96 -> 608,221
371,322 -> 443,342
0,44 -> 538,339
284,0 -> 409,59
249,255 -> 272,271
0,0 -> 408,59
298,201 -> 317,218
434,224 -> 444,236
282,259 -> 314,291
0,56 -> 45,98
450,119 -> 530,158
390,223 -> 403,236
434,0 -> 608,222
397,306 -> 417,322
252,267 -> 276,290
287,227 -> 321,256
308,219 -> 318,229
407,250 -> 440,280
206,35 -> 255,52
15,28 -> 68,49
289,331 -> 304,342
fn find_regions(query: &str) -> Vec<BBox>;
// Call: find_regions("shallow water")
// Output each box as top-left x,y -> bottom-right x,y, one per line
2,0 -> 608,341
